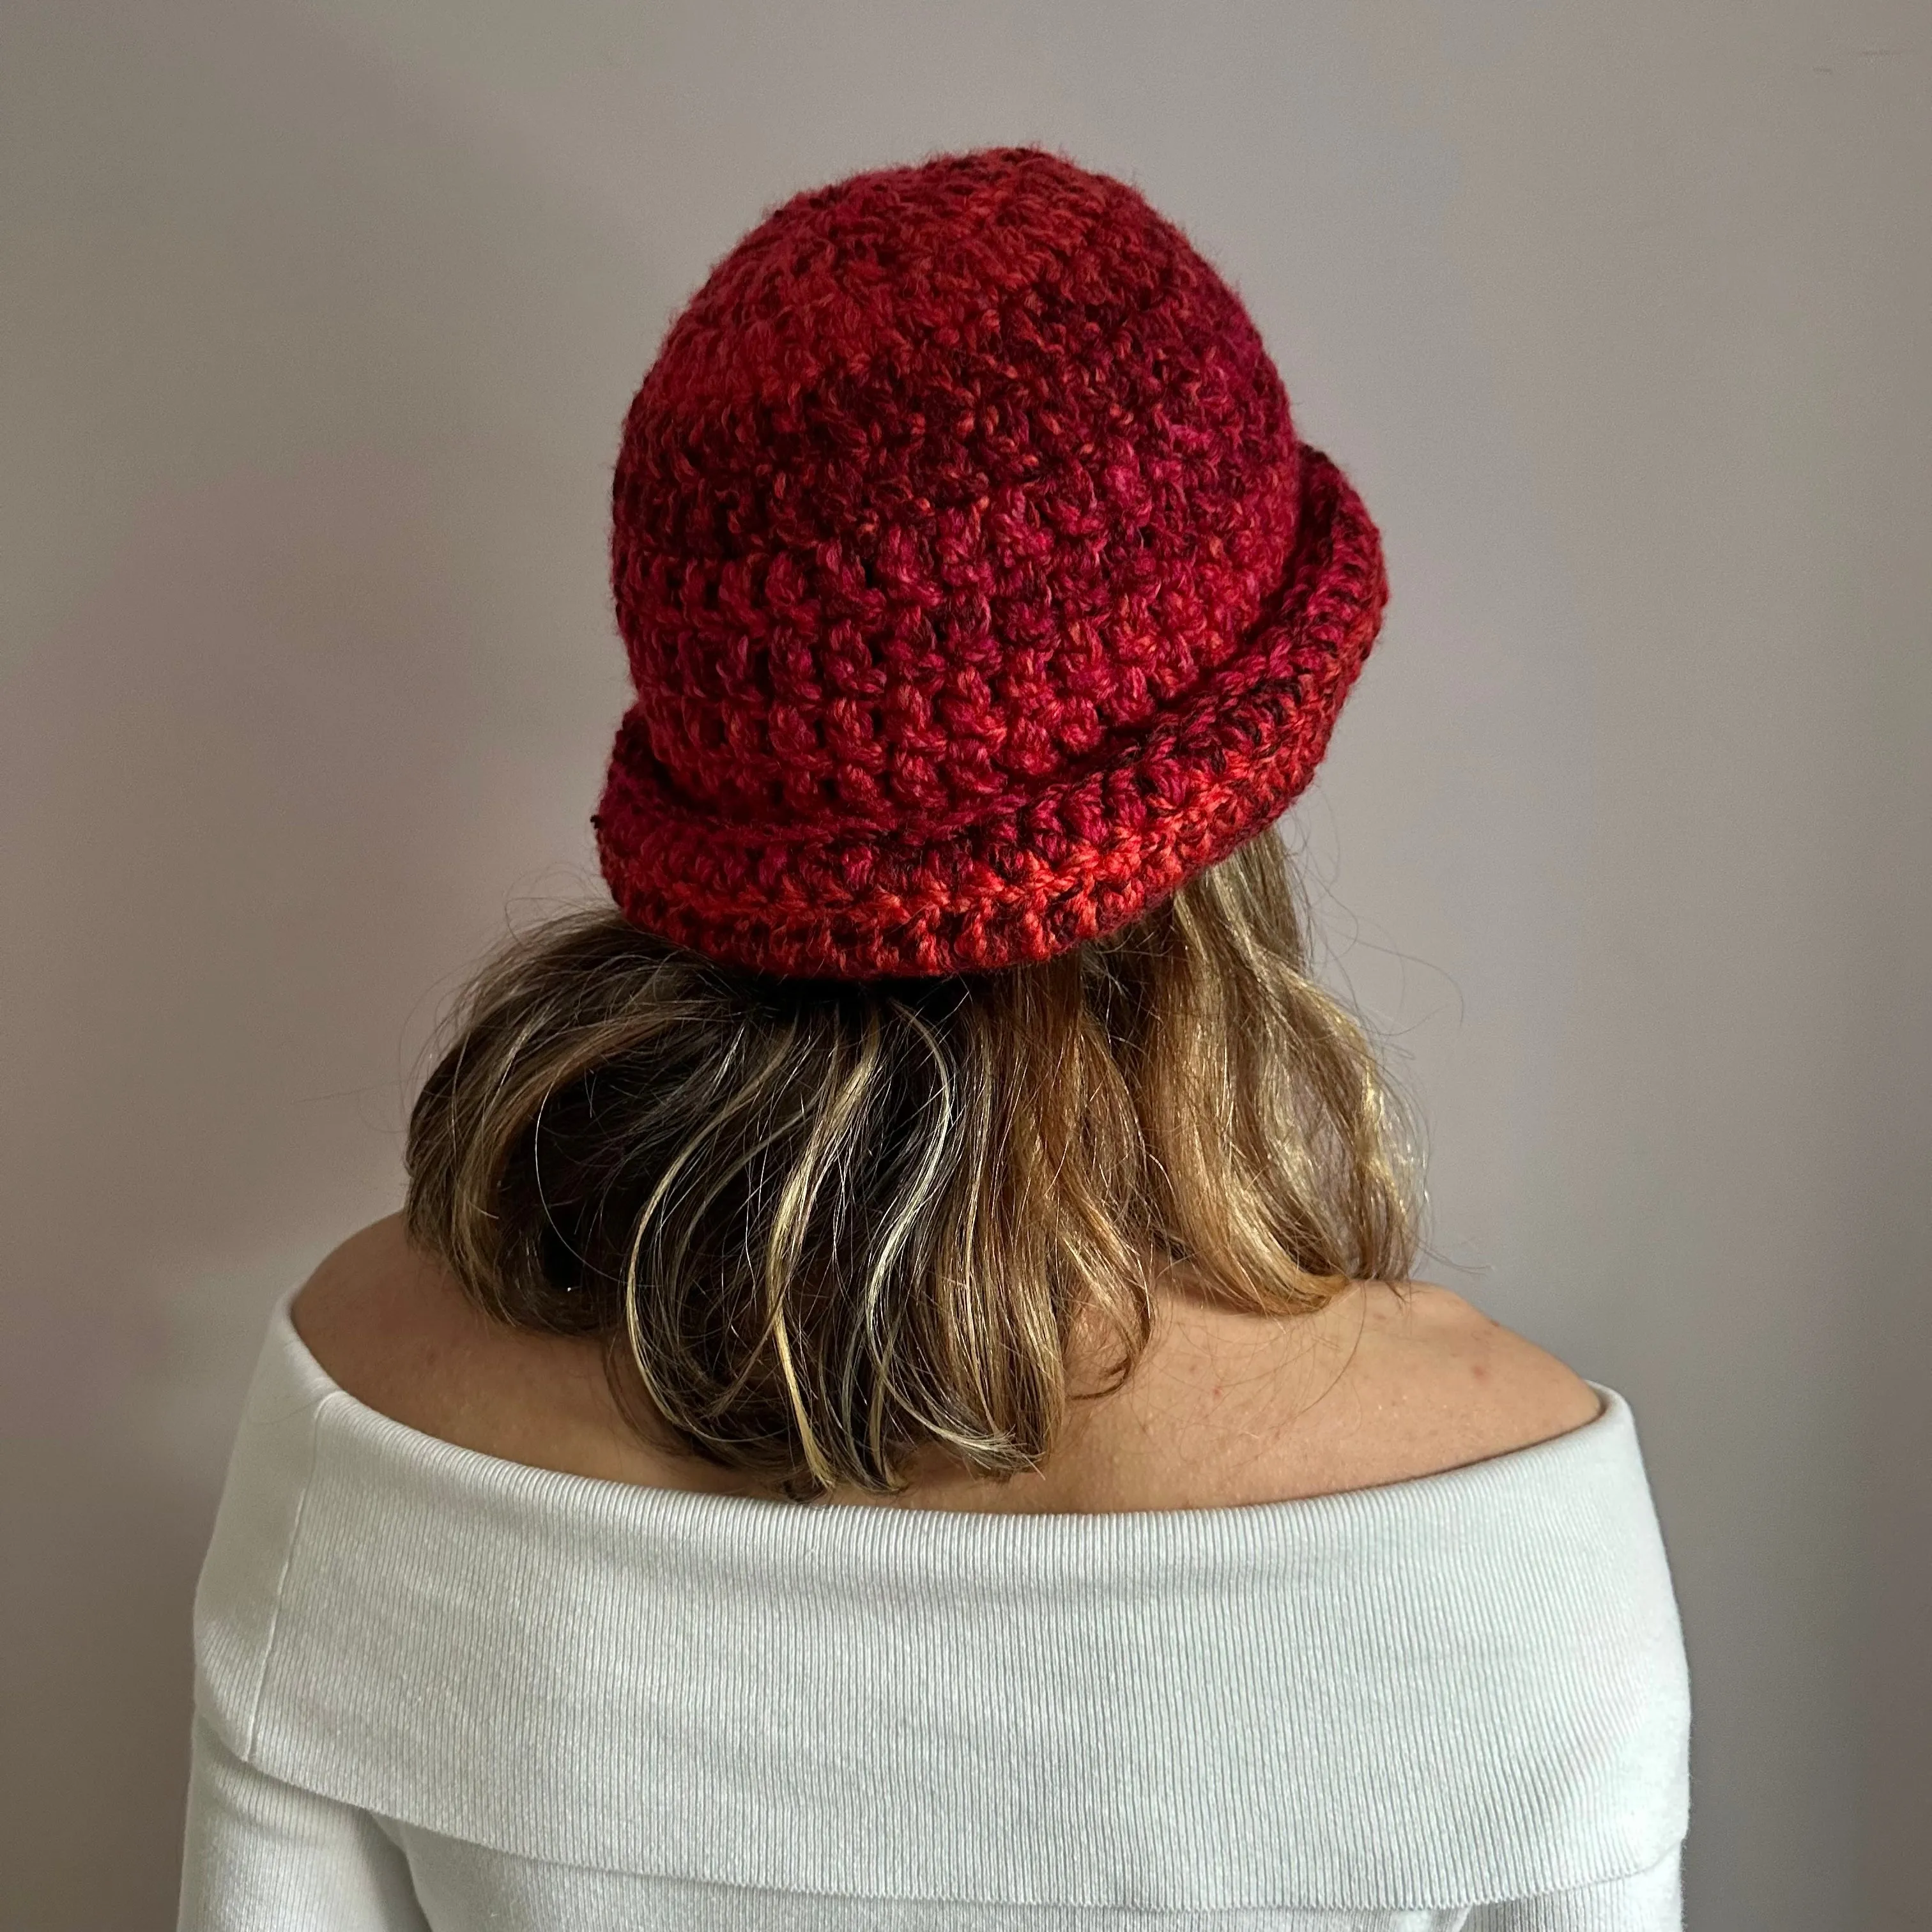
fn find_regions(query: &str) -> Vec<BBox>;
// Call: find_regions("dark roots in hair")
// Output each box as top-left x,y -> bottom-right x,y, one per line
403,831 -> 1423,1500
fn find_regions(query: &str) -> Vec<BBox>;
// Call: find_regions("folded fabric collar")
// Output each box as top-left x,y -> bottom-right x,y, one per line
194,1291 -> 1690,1912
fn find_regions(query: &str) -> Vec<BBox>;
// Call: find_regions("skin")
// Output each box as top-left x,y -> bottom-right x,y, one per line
291,1213 -> 1605,1514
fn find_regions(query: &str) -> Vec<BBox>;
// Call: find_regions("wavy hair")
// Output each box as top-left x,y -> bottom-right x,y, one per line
402,829 -> 1425,1501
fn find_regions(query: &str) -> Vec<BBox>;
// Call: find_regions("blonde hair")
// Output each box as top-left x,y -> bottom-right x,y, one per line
402,829 -> 1425,1501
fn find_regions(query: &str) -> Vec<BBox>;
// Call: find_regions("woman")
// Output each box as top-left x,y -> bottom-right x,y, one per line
178,146 -> 1690,1929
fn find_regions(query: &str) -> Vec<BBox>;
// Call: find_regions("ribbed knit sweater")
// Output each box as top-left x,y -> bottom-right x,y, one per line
178,1294 -> 1692,1930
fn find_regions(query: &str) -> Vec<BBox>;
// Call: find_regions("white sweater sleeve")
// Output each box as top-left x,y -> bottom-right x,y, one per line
1463,1843 -> 1683,1932
178,1714 -> 431,1932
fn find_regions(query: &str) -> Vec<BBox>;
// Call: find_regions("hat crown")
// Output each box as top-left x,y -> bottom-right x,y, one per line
610,146 -> 1305,831
595,146 -> 1388,979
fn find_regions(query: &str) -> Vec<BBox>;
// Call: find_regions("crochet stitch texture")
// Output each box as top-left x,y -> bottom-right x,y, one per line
593,146 -> 1389,979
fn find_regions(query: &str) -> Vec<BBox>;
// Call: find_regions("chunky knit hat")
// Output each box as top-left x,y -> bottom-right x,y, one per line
593,146 -> 1388,980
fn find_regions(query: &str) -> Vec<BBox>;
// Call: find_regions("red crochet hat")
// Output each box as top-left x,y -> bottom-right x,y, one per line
593,146 -> 1388,979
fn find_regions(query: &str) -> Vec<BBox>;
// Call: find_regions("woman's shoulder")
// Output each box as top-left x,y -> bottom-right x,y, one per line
1314,1275 -> 1608,1480
1075,1271 -> 1606,1510
213,1223 -> 1683,1923
288,1213 -> 1605,1508
290,1211 -> 693,1487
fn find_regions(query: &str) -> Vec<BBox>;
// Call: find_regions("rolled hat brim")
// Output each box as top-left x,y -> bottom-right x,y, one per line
594,445 -> 1387,980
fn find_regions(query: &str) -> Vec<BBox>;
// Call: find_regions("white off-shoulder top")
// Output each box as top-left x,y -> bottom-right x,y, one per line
178,1291 -> 1692,1931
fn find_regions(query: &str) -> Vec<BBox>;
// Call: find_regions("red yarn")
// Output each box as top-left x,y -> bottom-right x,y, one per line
593,146 -> 1388,979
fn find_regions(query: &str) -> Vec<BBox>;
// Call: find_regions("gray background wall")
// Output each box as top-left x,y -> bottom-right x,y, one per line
3,3 -> 1926,1927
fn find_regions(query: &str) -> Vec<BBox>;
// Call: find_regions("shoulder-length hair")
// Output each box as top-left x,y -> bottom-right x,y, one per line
402,827 -> 1424,1501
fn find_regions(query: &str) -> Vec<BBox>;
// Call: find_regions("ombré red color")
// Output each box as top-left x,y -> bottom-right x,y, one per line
594,146 -> 1388,979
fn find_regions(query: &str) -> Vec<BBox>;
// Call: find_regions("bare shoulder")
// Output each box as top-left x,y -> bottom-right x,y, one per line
1092,1274 -> 1607,1509
1333,1279 -> 1606,1470
289,1213 -> 661,1482
290,1212 -> 491,1415
286,1233 -> 1604,1508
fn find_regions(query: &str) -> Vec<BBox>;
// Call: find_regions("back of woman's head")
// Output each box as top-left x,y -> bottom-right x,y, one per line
402,830 -> 1421,1501
406,146 -> 1421,1500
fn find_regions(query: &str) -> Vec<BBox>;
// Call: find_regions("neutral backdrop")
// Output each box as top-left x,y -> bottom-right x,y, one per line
3,3 -> 1926,1928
